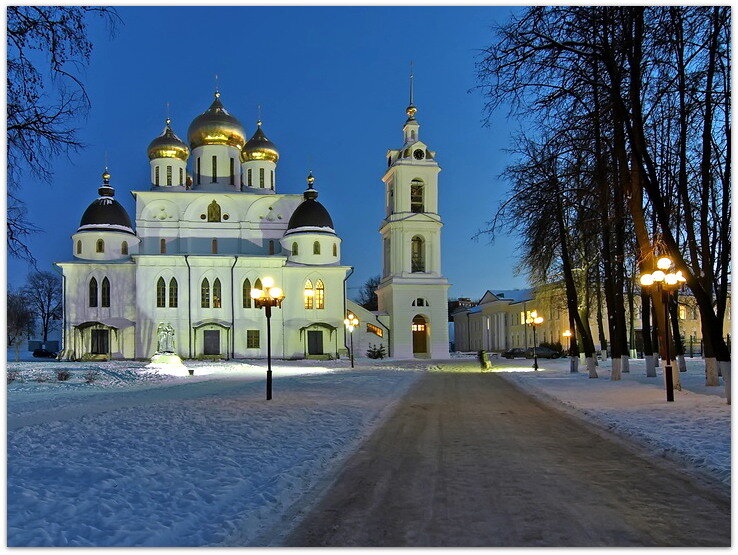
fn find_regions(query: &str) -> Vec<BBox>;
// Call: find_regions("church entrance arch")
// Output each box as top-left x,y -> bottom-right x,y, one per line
412,315 -> 428,356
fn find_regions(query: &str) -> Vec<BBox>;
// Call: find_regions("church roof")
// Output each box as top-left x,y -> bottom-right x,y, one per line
285,172 -> 335,235
78,170 -> 135,235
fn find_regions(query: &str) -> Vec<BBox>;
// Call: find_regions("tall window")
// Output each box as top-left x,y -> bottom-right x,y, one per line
156,277 -> 166,307
313,241 -> 321,255
211,239 -> 218,254
197,157 -> 201,184
248,168 -> 252,187
169,278 -> 178,308
96,239 -> 105,253
410,179 -> 424,213
383,238 -> 390,277
229,158 -> 235,185
269,240 -> 275,255
160,238 -> 166,254
292,242 -> 298,255
259,168 -> 265,188
201,278 -> 210,308
213,278 -> 222,308
254,278 -> 262,293
243,278 -> 252,308
179,167 -> 184,186
304,279 -> 314,309
155,166 -> 160,186
212,155 -> 217,182
76,241 -> 82,255
166,165 -> 172,186
121,241 -> 128,255
89,277 -> 98,307
270,170 -> 274,189
411,236 -> 425,273
332,243 -> 337,257
315,279 -> 325,309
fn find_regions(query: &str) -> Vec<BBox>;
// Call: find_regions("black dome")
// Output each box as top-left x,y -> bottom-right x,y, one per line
78,197 -> 134,234
286,199 -> 335,233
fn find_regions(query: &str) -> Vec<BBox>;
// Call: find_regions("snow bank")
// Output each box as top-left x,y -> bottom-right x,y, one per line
493,357 -> 730,485
7,360 -> 422,546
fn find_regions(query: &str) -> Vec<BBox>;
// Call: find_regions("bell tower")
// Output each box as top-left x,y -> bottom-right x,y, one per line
375,73 -> 450,359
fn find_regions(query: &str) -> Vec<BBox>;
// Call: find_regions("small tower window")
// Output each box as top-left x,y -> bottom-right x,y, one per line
313,241 -> 321,255
155,166 -> 160,186
315,279 -> 325,309
96,239 -> 104,253
211,239 -> 218,254
411,235 -> 425,273
259,168 -> 265,188
156,277 -> 166,308
269,240 -> 275,255
121,241 -> 128,255
292,242 -> 298,256
169,278 -> 178,308
160,239 -> 166,254
166,165 -> 172,186
248,168 -> 252,187
333,243 -> 337,257
197,157 -> 201,185
76,240 -> 82,255
271,170 -> 274,189
411,179 -> 424,213
304,279 -> 314,309
411,130 -> 416,141
212,155 -> 217,183
179,167 -> 184,186
213,278 -> 222,308
89,277 -> 98,307
201,278 -> 210,308
243,278 -> 252,308
207,200 -> 221,222
229,158 -> 235,186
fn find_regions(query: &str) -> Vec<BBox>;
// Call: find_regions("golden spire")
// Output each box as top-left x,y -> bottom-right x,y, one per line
406,61 -> 417,120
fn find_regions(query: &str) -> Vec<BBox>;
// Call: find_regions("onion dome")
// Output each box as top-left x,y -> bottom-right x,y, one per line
241,120 -> 279,163
285,172 -> 335,235
147,118 -> 189,161
78,169 -> 135,235
187,92 -> 246,150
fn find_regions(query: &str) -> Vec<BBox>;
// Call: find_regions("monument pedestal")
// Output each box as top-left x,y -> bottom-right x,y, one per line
145,352 -> 191,375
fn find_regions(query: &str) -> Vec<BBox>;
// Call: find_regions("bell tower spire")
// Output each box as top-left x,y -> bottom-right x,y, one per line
403,62 -> 420,143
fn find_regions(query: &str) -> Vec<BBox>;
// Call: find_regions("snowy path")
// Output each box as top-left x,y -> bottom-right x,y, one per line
7,366 -> 421,547
283,363 -> 730,547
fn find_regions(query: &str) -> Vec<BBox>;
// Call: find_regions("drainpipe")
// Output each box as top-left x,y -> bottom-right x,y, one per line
342,266 -> 354,353
185,255 -> 192,358
372,310 -> 391,358
53,264 -> 66,358
230,255 -> 238,359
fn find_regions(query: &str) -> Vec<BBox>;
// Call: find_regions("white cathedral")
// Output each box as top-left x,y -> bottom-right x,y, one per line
56,89 -> 450,361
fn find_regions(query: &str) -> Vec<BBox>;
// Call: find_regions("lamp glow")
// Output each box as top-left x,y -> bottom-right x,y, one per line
562,330 -> 573,337
652,270 -> 666,282
262,276 -> 274,289
250,288 -> 263,299
656,257 -> 673,270
640,274 -> 654,286
268,287 -> 283,299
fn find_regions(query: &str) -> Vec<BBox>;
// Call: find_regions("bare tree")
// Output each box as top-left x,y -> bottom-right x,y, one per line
22,271 -> 62,343
355,275 -> 381,311
8,290 -> 36,361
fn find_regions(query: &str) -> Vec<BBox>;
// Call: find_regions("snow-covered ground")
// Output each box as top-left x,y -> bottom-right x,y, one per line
7,358 -> 424,547
488,356 -> 731,486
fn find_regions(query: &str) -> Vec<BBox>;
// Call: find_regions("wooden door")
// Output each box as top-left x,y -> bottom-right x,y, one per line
307,330 -> 323,355
203,330 -> 220,355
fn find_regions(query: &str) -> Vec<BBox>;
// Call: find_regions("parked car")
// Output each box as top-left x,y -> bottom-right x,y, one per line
525,346 -> 562,359
502,348 -> 528,359
32,348 -> 57,358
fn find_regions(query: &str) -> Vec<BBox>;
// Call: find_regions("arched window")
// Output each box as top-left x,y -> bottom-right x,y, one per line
411,130 -> 416,141
156,277 -> 166,308
243,278 -> 252,308
76,240 -> 82,255
166,165 -> 172,186
229,158 -> 235,186
207,200 -> 221,222
255,278 -> 263,293
197,157 -> 201,185
292,242 -> 298,256
332,243 -> 337,257
213,278 -> 222,308
315,280 -> 325,309
155,166 -> 160,186
211,239 -> 218,254
304,279 -> 314,309
271,170 -> 274,189
160,238 -> 167,254
313,241 -> 321,255
259,168 -> 265,188
412,298 -> 429,307
248,168 -> 252,187
211,155 -> 217,183
121,241 -> 128,255
179,167 -> 184,186
410,179 -> 424,213
411,236 -> 425,273
169,278 -> 178,308
96,239 -> 104,253
269,240 -> 275,255
201,278 -> 210,308
101,277 -> 110,307
89,277 -> 98,307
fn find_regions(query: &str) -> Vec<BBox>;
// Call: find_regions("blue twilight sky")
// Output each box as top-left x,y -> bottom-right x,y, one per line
7,6 -> 529,300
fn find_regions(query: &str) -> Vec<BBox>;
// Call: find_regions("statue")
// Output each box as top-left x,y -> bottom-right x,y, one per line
207,200 -> 221,222
147,322 -> 186,373
156,322 -> 175,353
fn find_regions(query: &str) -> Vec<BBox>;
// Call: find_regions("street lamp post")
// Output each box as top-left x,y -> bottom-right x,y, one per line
526,311 -> 544,371
562,329 -> 575,373
344,312 -> 359,368
251,276 -> 285,401
639,256 -> 686,403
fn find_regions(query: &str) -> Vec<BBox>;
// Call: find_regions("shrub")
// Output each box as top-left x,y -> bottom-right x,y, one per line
366,343 -> 386,359
7,371 -> 19,384
56,369 -> 71,381
83,370 -> 99,384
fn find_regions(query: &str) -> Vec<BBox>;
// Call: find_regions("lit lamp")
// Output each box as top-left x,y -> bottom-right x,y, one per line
562,329 -> 576,373
526,311 -> 545,371
639,256 -> 686,402
251,276 -> 285,400
343,312 -> 359,368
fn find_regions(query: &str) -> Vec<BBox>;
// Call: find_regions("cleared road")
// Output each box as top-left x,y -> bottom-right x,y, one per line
283,365 -> 730,547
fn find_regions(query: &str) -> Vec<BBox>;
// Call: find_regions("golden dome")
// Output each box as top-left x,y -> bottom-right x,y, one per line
147,118 -> 190,161
241,121 -> 279,163
187,93 -> 246,150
